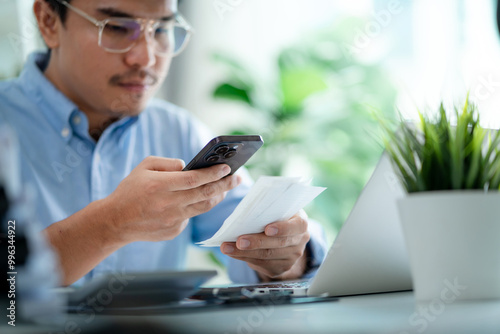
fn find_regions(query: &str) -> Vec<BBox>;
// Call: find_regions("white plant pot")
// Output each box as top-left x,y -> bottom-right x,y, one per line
397,191 -> 500,302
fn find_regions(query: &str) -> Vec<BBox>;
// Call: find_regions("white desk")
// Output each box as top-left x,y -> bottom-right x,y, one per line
4,291 -> 500,333
135,291 -> 500,334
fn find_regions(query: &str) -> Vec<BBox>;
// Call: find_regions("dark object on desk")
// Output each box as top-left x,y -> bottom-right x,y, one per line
67,270 -> 217,310
0,186 -> 8,220
69,288 -> 338,316
190,290 -> 338,312
497,0 -> 500,36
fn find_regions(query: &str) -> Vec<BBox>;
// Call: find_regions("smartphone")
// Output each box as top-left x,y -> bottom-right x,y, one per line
183,135 -> 263,175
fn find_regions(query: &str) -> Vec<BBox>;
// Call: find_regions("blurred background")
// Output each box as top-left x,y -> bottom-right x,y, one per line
2,0 -> 500,274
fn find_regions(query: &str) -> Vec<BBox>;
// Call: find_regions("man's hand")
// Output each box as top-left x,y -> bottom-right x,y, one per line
221,213 -> 310,281
107,156 -> 241,244
46,155 -> 241,286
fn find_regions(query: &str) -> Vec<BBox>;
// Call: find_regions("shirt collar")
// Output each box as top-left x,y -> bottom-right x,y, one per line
18,51 -> 139,143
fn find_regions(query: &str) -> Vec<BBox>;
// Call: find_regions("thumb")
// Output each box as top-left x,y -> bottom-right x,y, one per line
140,156 -> 185,172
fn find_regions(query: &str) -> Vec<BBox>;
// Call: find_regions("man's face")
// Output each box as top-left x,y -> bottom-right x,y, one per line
50,0 -> 177,120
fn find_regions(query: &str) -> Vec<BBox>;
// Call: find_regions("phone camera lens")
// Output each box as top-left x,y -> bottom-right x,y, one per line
206,154 -> 220,163
215,145 -> 229,155
224,150 -> 237,159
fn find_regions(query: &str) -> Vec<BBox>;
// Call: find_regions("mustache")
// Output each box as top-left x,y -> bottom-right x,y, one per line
109,69 -> 159,86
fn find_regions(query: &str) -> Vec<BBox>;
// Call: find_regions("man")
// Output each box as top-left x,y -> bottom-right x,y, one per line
0,0 -> 327,286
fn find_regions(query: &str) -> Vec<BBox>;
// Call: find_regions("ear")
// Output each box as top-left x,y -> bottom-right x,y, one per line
33,0 -> 61,49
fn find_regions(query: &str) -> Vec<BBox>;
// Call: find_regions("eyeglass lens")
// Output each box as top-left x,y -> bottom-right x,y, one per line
100,18 -> 188,55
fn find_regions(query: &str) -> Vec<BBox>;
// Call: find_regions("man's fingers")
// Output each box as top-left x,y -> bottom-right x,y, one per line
141,156 -> 186,171
181,174 -> 239,225
151,163 -> 232,191
264,215 -> 308,237
233,232 -> 309,251
186,174 -> 240,204
184,193 -> 226,216
221,242 -> 304,261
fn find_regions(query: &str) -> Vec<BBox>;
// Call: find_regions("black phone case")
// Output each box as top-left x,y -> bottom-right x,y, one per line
183,135 -> 263,175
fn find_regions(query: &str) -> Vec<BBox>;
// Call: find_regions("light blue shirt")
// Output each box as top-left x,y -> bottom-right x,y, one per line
0,52 -> 327,286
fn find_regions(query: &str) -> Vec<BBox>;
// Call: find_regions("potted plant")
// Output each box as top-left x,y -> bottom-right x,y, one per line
379,96 -> 500,302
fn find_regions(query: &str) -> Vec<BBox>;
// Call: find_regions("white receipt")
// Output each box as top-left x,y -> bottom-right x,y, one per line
198,176 -> 326,247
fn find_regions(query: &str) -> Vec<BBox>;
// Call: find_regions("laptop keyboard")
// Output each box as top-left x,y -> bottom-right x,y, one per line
250,280 -> 310,289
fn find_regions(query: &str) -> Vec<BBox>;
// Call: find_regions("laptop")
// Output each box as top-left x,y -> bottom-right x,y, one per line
201,152 -> 413,298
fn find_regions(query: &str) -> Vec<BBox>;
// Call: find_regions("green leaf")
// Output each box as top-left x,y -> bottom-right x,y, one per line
213,83 -> 252,105
465,128 -> 485,189
280,67 -> 328,112
207,251 -> 225,269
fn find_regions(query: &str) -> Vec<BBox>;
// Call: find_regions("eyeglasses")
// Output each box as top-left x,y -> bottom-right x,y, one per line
53,0 -> 193,57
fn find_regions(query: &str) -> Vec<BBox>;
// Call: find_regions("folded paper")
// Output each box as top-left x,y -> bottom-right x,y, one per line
198,176 -> 326,247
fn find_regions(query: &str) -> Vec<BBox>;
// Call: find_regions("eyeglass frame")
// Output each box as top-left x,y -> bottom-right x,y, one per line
52,0 -> 193,57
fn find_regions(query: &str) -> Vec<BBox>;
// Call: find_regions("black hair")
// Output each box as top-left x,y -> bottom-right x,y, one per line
44,0 -> 71,23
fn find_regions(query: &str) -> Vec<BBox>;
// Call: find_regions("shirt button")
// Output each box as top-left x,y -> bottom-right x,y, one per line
73,115 -> 81,125
61,127 -> 70,138
94,153 -> 101,164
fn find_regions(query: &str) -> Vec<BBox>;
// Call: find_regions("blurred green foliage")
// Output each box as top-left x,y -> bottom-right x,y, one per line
212,18 -> 398,240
